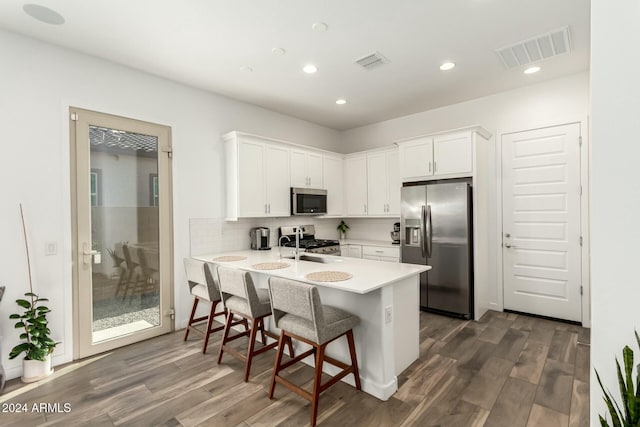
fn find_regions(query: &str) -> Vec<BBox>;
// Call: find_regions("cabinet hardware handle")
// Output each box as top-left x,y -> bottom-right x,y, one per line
434,161 -> 437,172
429,162 -> 432,172
264,204 -> 267,214
364,204 -> 367,213
375,250 -> 384,253
268,204 -> 271,214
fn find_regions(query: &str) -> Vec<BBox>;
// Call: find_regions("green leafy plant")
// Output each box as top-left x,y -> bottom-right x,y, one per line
8,204 -> 58,361
337,220 -> 350,234
9,293 -> 56,361
596,330 -> 640,427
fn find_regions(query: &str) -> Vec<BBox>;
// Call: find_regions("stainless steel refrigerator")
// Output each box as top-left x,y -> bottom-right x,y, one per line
401,179 -> 473,319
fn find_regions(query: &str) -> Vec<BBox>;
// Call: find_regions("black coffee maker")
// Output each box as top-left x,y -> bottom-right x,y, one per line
391,222 -> 400,244
249,227 -> 271,250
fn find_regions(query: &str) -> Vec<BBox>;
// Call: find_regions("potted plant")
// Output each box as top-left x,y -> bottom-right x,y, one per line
337,220 -> 350,240
595,330 -> 640,426
8,204 -> 58,383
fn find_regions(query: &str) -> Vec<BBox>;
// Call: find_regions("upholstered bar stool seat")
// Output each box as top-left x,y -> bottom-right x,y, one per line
268,277 -> 361,427
183,258 -> 239,354
216,266 -> 294,382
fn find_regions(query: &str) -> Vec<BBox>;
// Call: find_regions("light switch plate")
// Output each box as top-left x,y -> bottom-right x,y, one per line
45,242 -> 57,256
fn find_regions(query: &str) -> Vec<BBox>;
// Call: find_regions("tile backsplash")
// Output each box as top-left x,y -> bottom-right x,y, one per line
189,217 -> 342,256
189,216 -> 400,256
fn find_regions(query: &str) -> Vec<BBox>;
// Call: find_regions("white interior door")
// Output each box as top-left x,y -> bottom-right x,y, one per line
502,123 -> 582,322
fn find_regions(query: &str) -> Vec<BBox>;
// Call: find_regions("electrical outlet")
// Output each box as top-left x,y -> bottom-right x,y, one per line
384,306 -> 393,324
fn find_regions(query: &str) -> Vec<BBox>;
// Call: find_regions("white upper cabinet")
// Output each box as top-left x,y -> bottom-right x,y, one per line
397,127 -> 490,182
290,149 -> 323,188
366,149 -> 399,216
344,155 -> 368,215
265,145 -> 291,216
398,137 -> 433,180
224,132 -> 291,220
386,150 -> 400,215
344,148 -> 400,217
433,132 -> 473,176
323,155 -> 343,216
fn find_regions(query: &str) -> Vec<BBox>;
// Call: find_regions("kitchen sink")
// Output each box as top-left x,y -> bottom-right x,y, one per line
282,254 -> 343,264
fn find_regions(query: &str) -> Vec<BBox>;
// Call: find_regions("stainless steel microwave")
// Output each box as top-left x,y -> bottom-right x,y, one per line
291,188 -> 327,215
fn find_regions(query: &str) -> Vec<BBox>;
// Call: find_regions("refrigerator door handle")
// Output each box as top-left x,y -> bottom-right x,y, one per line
420,205 -> 427,258
426,204 -> 433,258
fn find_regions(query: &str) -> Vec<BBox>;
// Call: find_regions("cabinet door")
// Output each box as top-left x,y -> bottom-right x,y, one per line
238,141 -> 266,216
386,150 -> 401,215
399,137 -> 433,180
265,145 -> 290,216
345,245 -> 362,258
307,153 -> 323,188
323,156 -> 343,215
290,149 -> 307,187
345,156 -> 368,215
434,132 -> 473,176
367,152 -> 387,215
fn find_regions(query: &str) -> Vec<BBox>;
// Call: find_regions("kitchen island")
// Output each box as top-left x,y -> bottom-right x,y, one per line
193,249 -> 430,400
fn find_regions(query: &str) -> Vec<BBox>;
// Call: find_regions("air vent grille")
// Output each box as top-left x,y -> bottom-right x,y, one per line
355,51 -> 390,70
496,27 -> 571,69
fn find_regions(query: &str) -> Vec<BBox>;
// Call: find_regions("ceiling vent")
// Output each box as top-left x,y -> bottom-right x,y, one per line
496,27 -> 571,69
355,51 -> 390,70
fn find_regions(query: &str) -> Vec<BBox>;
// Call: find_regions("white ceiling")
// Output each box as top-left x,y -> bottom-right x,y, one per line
0,1 -> 590,130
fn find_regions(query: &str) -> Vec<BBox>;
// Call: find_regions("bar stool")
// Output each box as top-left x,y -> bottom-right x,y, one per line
183,258 -> 231,354
216,266 -> 294,382
267,277 -> 361,427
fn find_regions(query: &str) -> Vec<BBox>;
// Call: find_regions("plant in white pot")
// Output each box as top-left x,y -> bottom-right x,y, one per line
8,204 -> 58,383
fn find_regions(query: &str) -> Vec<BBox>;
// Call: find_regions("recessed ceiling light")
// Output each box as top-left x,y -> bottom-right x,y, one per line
239,66 -> 253,72
303,64 -> 318,74
23,4 -> 65,25
271,47 -> 286,56
524,66 -> 541,74
336,99 -> 347,105
439,62 -> 456,71
312,22 -> 328,32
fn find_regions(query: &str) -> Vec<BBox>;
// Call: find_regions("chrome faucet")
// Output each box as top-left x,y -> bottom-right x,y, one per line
278,235 -> 291,258
294,226 -> 304,262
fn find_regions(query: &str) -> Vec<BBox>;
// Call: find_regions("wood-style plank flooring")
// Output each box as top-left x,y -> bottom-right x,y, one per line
0,310 -> 590,426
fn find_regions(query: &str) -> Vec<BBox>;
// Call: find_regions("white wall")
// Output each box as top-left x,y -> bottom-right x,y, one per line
340,72 -> 590,312
590,0 -> 640,423
0,29 -> 340,379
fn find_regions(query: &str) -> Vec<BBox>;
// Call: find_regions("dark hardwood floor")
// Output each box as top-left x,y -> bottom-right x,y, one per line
0,310 -> 589,426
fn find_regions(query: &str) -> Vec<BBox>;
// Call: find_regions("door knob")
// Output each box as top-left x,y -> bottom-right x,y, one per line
504,243 -> 518,249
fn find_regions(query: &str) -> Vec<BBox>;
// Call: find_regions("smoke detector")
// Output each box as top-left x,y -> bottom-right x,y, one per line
496,27 -> 571,69
355,51 -> 390,70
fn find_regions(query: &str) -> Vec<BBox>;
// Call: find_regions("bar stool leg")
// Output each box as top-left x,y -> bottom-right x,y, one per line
269,332 -> 287,399
310,343 -> 326,427
346,330 -> 361,390
259,318 -> 267,345
184,298 -> 199,341
201,300 -> 218,354
217,312 -> 234,364
244,318 -> 259,382
286,336 -> 295,357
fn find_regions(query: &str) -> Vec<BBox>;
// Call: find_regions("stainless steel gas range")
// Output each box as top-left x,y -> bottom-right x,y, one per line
278,225 -> 341,255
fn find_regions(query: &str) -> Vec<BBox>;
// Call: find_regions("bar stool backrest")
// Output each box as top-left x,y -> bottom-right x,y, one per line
217,266 -> 262,317
268,277 -> 325,343
183,258 -> 220,302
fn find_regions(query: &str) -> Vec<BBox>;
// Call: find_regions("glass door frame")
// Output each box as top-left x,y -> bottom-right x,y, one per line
70,107 -> 174,359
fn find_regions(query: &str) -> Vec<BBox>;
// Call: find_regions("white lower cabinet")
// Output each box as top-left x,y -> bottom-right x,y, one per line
341,244 -> 362,258
362,245 -> 399,263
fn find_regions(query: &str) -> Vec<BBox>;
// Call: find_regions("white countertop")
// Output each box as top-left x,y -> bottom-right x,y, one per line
193,249 -> 429,295
340,239 -> 400,248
